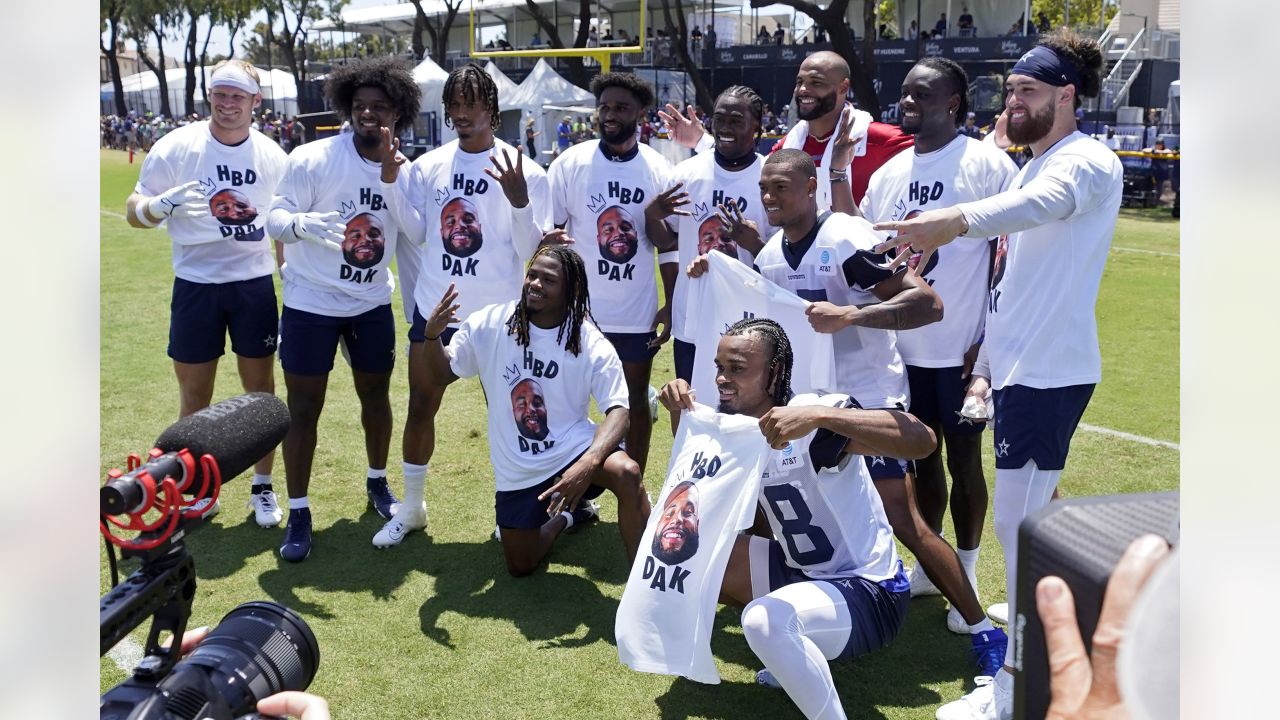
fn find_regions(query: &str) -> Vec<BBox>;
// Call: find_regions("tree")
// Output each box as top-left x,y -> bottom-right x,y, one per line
407,0 -> 464,64
180,0 -> 207,118
1030,0 -> 1119,33
520,0 -> 593,88
749,0 -> 881,116
101,0 -> 128,116
261,0 -> 348,93
124,0 -> 180,118
658,0 -> 713,113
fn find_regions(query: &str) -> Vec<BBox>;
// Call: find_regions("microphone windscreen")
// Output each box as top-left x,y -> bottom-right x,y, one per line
154,393 -> 291,484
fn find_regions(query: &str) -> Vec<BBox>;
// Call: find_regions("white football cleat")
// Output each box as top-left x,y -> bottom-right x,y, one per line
372,503 -> 428,548
248,488 -> 283,528
987,602 -> 1009,625
935,671 -> 1012,720
910,564 -> 942,597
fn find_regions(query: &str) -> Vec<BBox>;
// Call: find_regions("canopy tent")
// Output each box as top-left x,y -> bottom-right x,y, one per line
505,59 -> 595,163
484,61 -> 524,146
101,67 -> 299,118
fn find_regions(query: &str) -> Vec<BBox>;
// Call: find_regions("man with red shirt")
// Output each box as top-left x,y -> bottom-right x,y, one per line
660,51 -> 912,212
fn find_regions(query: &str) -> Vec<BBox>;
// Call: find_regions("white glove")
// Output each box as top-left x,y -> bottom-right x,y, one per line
288,211 -> 345,252
146,180 -> 209,221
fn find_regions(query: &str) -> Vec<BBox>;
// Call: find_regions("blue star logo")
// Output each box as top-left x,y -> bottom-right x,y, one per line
996,438 -> 1010,457
870,455 -> 886,466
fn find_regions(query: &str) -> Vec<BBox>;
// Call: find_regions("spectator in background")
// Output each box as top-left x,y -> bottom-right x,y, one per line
290,115 -> 305,151
588,26 -> 599,48
907,20 -> 919,40
602,28 -> 614,42
961,111 -> 982,139
1144,107 -> 1161,148
758,25 -> 771,45
1151,139 -> 1173,203
531,31 -> 543,47
706,24 -> 717,48
691,26 -> 703,53
958,7 -> 974,35
1102,125 -> 1120,150
774,24 -> 786,46
935,12 -> 948,37
619,29 -> 631,44
525,116 -> 540,159
1037,12 -> 1051,34
1008,13 -> 1026,36
557,115 -> 572,154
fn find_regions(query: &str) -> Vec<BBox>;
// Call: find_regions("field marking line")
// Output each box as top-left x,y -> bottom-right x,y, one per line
1112,245 -> 1179,258
1078,422 -> 1179,451
101,209 -> 128,221
107,636 -> 144,673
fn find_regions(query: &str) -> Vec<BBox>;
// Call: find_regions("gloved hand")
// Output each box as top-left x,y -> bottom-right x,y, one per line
287,211 -> 345,252
146,180 -> 209,221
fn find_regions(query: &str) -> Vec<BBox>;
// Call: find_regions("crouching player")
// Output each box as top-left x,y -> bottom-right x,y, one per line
659,318 -> 936,719
380,245 -> 652,575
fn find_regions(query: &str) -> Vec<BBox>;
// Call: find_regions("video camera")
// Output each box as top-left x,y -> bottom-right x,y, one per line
100,393 -> 319,720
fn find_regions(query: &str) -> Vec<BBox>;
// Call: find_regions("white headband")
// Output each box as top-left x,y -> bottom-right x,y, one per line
210,65 -> 260,95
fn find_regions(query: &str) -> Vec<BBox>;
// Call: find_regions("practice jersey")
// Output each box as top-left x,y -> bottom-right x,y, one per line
395,139 -> 550,324
862,134 -> 1017,367
549,140 -> 672,333
616,404 -> 771,684
135,121 -> 287,284
686,251 -> 837,402
754,213 -> 909,409
759,393 -> 900,582
958,132 -> 1123,389
266,134 -> 408,316
447,301 -> 629,492
666,151 -> 775,343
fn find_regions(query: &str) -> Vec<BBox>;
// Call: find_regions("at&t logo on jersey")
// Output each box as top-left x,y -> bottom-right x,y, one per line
818,249 -> 833,274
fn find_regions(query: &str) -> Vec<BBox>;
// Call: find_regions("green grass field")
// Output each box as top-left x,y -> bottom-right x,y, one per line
99,148 -> 1179,719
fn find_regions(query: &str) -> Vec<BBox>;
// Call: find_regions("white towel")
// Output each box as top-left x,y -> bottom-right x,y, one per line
780,103 -> 872,212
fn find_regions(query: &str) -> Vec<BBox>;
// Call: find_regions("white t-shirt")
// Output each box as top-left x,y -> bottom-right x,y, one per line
446,301 -> 629,491
760,393 -> 900,583
686,251 -> 837,403
861,134 -> 1017,367
135,121 -> 287,284
395,139 -> 550,324
266,134 -> 408,316
616,404 -> 771,684
957,132 -> 1123,389
549,140 -> 672,333
666,151 -> 775,342
754,213 -> 909,409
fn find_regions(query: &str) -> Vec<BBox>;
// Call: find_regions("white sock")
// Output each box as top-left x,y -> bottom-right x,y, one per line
969,618 -> 995,634
368,467 -> 386,479
560,511 -> 574,528
288,496 -> 309,510
251,473 -> 271,488
957,546 -> 980,590
402,461 -> 428,508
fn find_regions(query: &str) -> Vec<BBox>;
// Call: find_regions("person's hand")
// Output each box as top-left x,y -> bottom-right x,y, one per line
540,228 -> 574,246
1037,534 -> 1171,720
829,105 -> 862,171
379,127 -> 407,183
658,379 -> 696,414
717,202 -> 761,252
804,301 -> 853,333
657,103 -> 706,149
288,211 -> 345,252
537,454 -> 599,515
649,304 -> 672,349
425,283 -> 460,340
961,340 -> 982,379
646,183 -> 692,220
960,374 -> 992,422
257,691 -> 332,720
758,406 -> 823,449
872,207 -> 968,272
147,180 -> 209,221
686,253 -> 711,278
484,147 -> 530,208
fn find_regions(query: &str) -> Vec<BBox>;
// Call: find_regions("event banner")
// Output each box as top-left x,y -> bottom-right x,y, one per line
704,36 -> 1037,65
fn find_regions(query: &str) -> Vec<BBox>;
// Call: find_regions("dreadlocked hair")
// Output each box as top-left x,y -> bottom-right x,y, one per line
916,56 -> 970,125
443,63 -> 500,130
724,317 -> 794,406
506,245 -> 593,356
716,85 -> 765,136
324,56 -> 422,135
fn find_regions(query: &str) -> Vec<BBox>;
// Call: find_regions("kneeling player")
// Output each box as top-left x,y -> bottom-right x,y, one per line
660,318 -> 935,720
376,245 -> 652,575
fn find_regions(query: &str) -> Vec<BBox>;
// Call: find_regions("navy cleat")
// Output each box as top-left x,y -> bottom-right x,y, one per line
366,477 -> 401,520
279,507 -> 313,563
970,627 -> 1008,679
569,499 -> 600,530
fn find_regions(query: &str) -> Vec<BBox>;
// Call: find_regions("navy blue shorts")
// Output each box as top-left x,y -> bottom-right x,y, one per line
761,541 -> 910,660
280,304 -> 395,376
604,331 -> 658,363
408,304 -> 458,345
991,383 -> 1096,470
494,449 -> 608,530
906,364 -> 986,437
673,338 -> 696,382
169,275 -> 278,364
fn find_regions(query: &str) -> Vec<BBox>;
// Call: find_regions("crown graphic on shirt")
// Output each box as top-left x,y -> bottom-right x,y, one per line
197,177 -> 216,195
586,193 -> 607,214
692,201 -> 710,221
501,362 -> 522,387
435,187 -> 451,207
338,199 -> 358,220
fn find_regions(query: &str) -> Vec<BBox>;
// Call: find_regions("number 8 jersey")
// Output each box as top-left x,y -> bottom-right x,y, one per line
759,393 -> 900,582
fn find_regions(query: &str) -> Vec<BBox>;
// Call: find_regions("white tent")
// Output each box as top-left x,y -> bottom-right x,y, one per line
102,67 -> 299,118
411,55 -> 454,147
506,59 -> 595,163
484,61 -> 525,146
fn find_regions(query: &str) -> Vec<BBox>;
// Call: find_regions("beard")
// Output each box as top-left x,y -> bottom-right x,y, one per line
797,91 -> 839,121
601,119 -> 637,145
354,128 -> 382,150
1006,102 -> 1056,145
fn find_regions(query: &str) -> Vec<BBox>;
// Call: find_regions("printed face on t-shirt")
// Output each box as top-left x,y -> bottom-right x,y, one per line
440,197 -> 483,258
510,378 -> 550,441
697,216 -> 738,258
342,212 -> 385,269
209,188 -> 257,226
596,205 -> 639,264
652,481 -> 700,565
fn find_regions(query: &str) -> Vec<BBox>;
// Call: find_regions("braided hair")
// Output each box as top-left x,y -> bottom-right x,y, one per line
724,317 -> 794,406
442,63 -> 500,130
716,85 -> 764,137
915,56 -> 970,125
506,245 -> 593,356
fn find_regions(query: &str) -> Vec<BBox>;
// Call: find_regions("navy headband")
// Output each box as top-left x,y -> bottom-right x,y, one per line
1011,45 -> 1081,89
